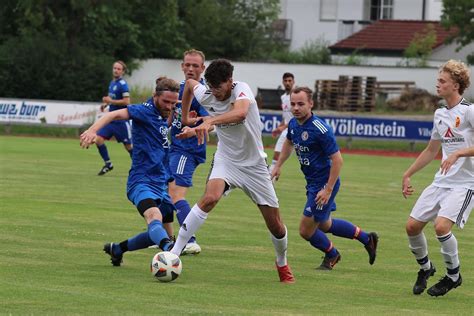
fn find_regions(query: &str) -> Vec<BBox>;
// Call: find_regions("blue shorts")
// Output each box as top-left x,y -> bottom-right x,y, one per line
303,182 -> 340,223
127,182 -> 175,219
168,151 -> 202,187
97,120 -> 132,144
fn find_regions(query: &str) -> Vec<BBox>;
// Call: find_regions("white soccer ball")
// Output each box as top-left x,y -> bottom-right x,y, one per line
150,251 -> 182,282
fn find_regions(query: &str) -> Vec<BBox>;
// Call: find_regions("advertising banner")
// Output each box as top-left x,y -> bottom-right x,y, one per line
260,111 -> 433,141
0,98 -> 101,127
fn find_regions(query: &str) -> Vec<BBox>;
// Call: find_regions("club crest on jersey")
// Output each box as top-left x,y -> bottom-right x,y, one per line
301,131 -> 309,141
444,127 -> 454,138
455,116 -> 460,127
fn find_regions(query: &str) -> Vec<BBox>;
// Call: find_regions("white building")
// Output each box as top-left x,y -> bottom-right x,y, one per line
278,0 -> 444,49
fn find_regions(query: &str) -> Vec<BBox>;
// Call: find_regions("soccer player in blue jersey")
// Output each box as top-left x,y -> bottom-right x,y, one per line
80,77 -> 179,266
168,49 -> 209,255
95,60 -> 133,176
271,86 -> 378,270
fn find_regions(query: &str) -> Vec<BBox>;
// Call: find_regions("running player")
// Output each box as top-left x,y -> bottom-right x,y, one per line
80,77 -> 179,265
402,59 -> 473,297
171,59 -> 295,283
271,86 -> 378,270
269,72 -> 295,173
95,60 -> 133,175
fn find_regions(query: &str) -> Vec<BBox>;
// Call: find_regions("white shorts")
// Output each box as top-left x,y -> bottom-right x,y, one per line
410,184 -> 474,228
208,155 -> 279,208
274,128 -> 288,153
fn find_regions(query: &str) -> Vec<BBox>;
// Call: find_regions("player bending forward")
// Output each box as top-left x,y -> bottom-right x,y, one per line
272,86 -> 378,270
171,59 -> 295,283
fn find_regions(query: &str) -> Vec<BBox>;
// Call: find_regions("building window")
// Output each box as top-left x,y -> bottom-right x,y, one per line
370,0 -> 393,20
320,0 -> 338,21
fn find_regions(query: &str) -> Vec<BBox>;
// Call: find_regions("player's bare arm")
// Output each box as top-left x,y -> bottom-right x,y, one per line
316,150 -> 343,207
271,139 -> 293,181
402,139 -> 441,198
181,79 -> 201,126
440,146 -> 474,175
80,108 -> 130,148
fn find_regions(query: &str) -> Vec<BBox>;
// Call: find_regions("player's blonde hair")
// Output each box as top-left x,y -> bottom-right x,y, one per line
183,49 -> 205,63
439,59 -> 471,95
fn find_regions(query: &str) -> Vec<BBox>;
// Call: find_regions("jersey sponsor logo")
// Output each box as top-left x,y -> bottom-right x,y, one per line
444,127 -> 454,138
238,92 -> 246,98
209,107 -> 215,112
455,116 -> 460,127
301,131 -> 309,141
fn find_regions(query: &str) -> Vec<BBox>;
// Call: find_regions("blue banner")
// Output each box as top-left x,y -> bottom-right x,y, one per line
260,112 -> 433,141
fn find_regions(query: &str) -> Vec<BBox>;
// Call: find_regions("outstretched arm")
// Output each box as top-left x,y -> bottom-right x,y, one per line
80,108 -> 130,148
402,139 -> 441,198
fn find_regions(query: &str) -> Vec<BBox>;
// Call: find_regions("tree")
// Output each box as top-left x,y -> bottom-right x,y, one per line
178,0 -> 281,60
403,24 -> 437,67
441,0 -> 474,64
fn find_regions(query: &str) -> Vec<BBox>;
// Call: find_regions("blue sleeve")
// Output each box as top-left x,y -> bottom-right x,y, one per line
196,102 -> 209,117
319,127 -> 339,157
127,104 -> 149,124
286,120 -> 294,141
120,80 -> 129,93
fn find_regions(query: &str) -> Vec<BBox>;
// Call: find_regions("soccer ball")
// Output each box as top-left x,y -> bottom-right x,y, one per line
150,251 -> 182,282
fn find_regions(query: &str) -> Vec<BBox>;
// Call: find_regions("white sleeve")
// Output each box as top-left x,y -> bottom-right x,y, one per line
467,105 -> 474,128
233,82 -> 255,102
431,112 -> 441,140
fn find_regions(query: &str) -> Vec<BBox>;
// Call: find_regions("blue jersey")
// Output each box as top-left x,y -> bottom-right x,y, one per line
169,79 -> 208,162
108,77 -> 130,112
287,115 -> 339,191
126,100 -> 171,190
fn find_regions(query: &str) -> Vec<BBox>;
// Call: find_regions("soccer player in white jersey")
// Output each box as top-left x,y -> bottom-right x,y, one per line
269,72 -> 295,173
402,59 -> 473,297
172,59 -> 295,283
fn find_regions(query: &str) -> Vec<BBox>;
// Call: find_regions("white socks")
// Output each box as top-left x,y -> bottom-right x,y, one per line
438,232 -> 460,281
408,233 -> 431,270
171,204 -> 208,256
271,226 -> 288,267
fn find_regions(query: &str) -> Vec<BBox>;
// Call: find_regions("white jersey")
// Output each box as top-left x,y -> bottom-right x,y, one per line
431,98 -> 474,189
194,81 -> 266,166
280,92 -> 293,124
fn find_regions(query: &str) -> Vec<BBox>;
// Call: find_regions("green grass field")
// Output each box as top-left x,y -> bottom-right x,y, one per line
1,136 -> 473,315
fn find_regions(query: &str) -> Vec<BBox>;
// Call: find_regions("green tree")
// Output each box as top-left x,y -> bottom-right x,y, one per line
403,24 -> 437,67
178,0 -> 281,60
441,0 -> 474,64
0,0 -> 185,101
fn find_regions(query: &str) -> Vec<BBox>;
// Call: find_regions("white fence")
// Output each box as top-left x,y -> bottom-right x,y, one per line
127,59 -> 474,99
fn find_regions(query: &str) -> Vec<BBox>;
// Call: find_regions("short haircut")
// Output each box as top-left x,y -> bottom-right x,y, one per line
204,59 -> 234,88
114,60 -> 127,72
439,59 -> 471,95
155,76 -> 179,95
183,49 -> 205,63
291,86 -> 313,101
282,72 -> 294,80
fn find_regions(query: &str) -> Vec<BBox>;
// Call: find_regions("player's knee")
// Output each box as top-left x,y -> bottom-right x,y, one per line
434,221 -> 452,236
299,227 -> 312,240
95,136 -> 105,145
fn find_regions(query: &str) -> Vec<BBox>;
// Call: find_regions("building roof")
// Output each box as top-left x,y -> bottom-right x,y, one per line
330,20 -> 458,56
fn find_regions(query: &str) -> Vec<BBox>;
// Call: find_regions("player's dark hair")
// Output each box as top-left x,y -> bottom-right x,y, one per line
204,59 -> 234,88
155,77 -> 179,95
292,86 -> 313,101
282,72 -> 294,80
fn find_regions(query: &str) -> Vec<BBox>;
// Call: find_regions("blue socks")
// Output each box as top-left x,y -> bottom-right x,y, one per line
97,144 -> 111,164
175,199 -> 195,243
328,218 -> 369,245
148,220 -> 172,251
309,229 -> 338,258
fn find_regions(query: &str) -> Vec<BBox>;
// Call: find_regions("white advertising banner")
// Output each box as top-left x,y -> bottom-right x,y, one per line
0,98 -> 101,127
